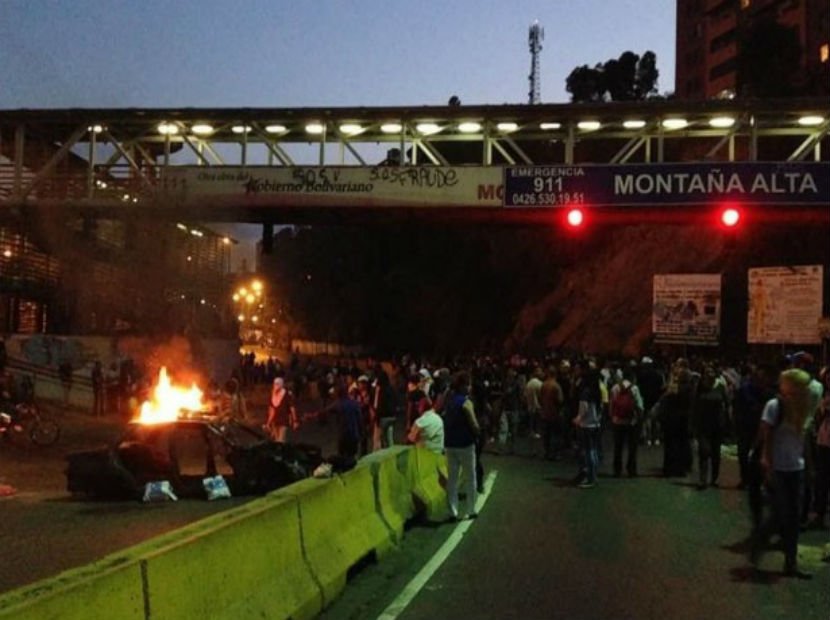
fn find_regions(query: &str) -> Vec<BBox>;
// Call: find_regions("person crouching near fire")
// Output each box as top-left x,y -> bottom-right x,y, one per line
265,377 -> 298,443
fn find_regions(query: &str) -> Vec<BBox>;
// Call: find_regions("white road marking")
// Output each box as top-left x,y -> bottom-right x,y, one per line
376,470 -> 499,620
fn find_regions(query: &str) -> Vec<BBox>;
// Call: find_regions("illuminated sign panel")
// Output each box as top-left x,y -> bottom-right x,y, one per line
504,162 -> 830,207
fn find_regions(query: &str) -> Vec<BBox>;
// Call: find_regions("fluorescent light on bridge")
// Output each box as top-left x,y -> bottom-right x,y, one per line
415,122 -> 442,135
709,116 -> 735,128
496,122 -> 519,133
381,122 -> 403,134
539,122 -> 561,130
457,122 -> 482,133
798,115 -> 825,126
88,125 -> 104,134
191,124 -> 215,135
265,124 -> 288,134
305,122 -> 325,135
157,122 -> 179,135
231,125 -> 252,134
577,120 -> 601,131
623,119 -> 646,129
339,123 -> 364,135
662,118 -> 689,130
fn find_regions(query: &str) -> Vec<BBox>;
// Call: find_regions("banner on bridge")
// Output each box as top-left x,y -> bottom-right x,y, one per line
161,166 -> 503,208
652,274 -> 722,346
504,162 -> 830,207
747,265 -> 824,344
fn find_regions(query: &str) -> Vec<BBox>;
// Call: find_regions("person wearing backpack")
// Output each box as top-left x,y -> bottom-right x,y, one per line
610,368 -> 644,478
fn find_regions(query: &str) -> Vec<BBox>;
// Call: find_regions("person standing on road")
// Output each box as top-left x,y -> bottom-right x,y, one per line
610,368 -> 644,478
572,367 -> 602,489
58,360 -> 73,407
539,366 -> 565,460
374,370 -> 399,449
809,366 -> 830,530
524,367 -> 543,440
692,364 -> 729,489
751,368 -> 813,578
91,361 -> 105,417
444,371 -> 481,520
265,377 -> 298,443
637,356 -> 665,447
734,363 -> 776,489
658,359 -> 695,478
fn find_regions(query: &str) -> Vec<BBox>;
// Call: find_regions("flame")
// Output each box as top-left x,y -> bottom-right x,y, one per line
135,367 -> 204,425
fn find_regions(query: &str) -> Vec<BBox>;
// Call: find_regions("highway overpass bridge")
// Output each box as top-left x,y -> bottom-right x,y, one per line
1,98 -> 828,230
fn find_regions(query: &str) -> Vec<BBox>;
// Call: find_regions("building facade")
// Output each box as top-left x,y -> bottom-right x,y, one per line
676,0 -> 830,99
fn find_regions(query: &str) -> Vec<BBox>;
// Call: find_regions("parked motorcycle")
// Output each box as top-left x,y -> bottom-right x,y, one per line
0,402 -> 61,446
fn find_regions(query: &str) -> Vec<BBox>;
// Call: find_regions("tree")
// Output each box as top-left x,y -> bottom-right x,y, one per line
565,64 -> 606,102
737,17 -> 802,97
566,51 -> 659,102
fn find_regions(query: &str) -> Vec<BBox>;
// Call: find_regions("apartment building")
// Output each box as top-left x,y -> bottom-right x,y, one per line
676,0 -> 830,99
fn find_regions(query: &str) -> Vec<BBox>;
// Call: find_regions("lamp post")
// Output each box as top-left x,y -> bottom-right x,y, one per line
232,278 -> 272,352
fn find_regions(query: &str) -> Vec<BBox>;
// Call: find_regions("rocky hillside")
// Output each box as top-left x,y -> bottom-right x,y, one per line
267,218 -> 829,357
506,219 -> 829,357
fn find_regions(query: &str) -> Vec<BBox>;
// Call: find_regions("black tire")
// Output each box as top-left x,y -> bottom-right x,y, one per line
29,419 -> 60,446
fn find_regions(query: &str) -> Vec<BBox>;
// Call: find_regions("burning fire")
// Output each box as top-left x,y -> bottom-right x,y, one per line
135,367 -> 204,425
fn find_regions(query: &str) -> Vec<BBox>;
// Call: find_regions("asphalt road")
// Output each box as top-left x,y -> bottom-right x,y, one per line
3,401 -> 829,620
0,388 -> 345,595
319,439 -> 830,620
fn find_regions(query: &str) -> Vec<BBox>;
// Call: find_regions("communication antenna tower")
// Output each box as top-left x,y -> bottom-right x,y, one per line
528,20 -> 544,104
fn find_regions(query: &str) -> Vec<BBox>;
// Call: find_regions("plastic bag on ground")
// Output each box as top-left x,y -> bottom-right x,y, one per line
142,480 -> 178,502
203,475 -> 232,500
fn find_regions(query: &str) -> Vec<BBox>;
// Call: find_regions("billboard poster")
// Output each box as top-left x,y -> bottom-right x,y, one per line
652,274 -> 722,345
159,165 -> 503,209
747,265 -> 824,344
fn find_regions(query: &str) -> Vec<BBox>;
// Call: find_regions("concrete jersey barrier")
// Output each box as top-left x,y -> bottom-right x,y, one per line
0,446 -> 444,619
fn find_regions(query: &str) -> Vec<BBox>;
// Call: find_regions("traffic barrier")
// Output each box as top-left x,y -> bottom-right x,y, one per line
275,465 -> 395,607
361,446 -> 416,542
139,495 -> 322,620
0,448 -> 425,619
0,557 -> 144,620
409,446 -> 448,522
0,495 -> 324,620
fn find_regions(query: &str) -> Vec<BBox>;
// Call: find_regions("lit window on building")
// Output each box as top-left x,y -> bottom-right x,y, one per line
821,43 -> 829,63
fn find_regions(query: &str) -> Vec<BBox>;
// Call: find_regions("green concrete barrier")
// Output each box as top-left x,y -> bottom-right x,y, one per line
276,465 -> 395,607
361,446 -> 416,543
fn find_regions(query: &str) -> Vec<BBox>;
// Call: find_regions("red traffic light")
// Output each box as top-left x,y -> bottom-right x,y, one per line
566,208 -> 584,227
720,206 -> 741,227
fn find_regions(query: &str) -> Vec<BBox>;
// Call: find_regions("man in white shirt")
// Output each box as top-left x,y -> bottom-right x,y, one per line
407,396 -> 444,454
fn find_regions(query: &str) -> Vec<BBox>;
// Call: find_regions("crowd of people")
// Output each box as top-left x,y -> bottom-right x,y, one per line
241,348 -> 830,576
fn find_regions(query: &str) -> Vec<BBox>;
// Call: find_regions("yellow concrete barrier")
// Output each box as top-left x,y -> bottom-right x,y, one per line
0,557 -> 144,620
140,495 -> 322,620
409,447 -> 448,522
277,465 -> 394,607
362,447 -> 416,542
0,495 -> 324,620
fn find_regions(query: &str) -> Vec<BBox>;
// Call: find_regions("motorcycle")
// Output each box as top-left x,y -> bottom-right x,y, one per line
0,401 -> 61,446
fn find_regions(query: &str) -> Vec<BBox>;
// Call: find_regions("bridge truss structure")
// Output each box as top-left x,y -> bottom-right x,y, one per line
0,97 -> 828,225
